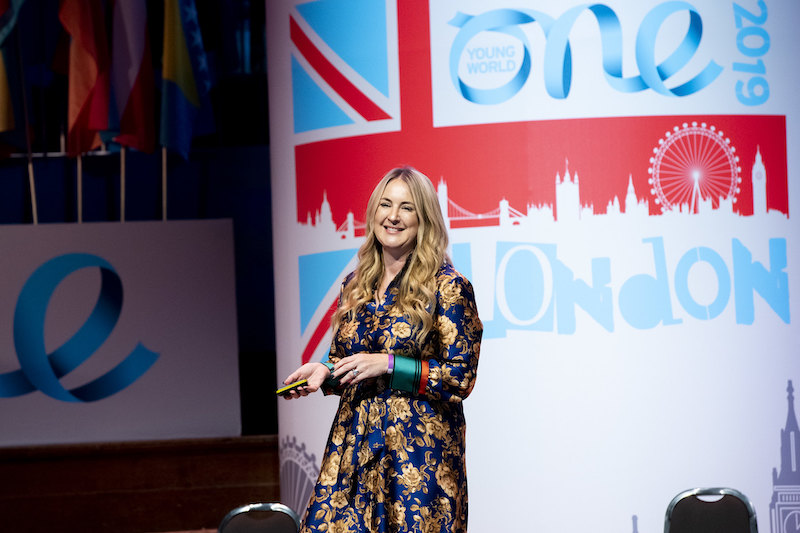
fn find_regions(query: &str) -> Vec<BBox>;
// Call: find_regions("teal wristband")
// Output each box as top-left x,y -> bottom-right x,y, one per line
322,362 -> 339,387
389,355 -> 420,393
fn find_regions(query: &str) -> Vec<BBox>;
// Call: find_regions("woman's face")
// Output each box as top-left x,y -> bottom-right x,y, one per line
373,179 -> 419,260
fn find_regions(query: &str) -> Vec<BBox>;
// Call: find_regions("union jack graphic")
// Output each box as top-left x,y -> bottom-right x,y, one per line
291,1 -> 788,228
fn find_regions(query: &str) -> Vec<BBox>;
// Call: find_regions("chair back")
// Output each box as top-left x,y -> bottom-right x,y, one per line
664,487 -> 758,533
218,502 -> 301,533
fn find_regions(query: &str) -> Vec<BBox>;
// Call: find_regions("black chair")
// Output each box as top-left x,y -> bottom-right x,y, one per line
664,487 -> 758,533
218,502 -> 301,533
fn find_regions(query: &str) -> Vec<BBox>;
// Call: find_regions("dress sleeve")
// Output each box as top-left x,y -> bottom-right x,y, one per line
320,278 -> 349,396
390,272 -> 482,402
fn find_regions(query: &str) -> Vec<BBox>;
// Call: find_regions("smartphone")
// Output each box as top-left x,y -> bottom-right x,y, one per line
275,379 -> 308,396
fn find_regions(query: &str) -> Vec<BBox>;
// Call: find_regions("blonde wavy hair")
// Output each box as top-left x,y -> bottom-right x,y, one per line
331,167 -> 450,340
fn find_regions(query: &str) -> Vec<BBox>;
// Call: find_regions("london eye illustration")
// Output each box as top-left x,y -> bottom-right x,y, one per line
648,122 -> 742,213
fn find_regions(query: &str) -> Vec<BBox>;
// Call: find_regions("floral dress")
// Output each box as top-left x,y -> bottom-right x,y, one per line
300,263 -> 483,533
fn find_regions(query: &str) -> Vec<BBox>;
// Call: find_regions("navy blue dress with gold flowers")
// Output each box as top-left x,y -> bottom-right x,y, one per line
300,263 -> 482,533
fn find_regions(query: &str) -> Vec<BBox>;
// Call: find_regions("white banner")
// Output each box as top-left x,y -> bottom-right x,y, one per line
0,220 -> 240,446
267,1 -> 799,531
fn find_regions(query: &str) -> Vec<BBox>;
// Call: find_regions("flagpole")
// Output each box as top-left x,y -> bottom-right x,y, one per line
120,146 -> 126,222
161,146 -> 167,220
27,159 -> 37,224
15,27 -> 37,224
77,154 -> 83,223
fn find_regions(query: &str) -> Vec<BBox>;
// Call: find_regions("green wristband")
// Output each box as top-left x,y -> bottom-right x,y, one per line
322,362 -> 340,387
389,355 -> 420,393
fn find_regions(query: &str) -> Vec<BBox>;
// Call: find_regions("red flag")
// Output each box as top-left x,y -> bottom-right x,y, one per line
0,0 -> 26,138
112,1 -> 154,153
59,0 -> 109,156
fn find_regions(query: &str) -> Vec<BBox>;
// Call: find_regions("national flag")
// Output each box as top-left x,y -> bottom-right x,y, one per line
160,0 -> 212,159
0,60 -> 12,136
0,0 -> 28,154
59,0 -> 110,156
111,0 -> 155,153
0,0 -> 25,133
0,0 -> 24,47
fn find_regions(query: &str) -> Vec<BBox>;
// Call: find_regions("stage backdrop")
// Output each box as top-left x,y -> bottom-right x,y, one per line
0,220 -> 240,446
267,1 -> 799,531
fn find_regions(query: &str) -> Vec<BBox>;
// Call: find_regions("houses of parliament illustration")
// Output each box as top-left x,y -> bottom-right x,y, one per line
771,380 -> 800,533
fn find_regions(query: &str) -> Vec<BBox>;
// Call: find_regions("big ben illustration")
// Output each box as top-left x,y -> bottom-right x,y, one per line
771,380 -> 800,533
752,146 -> 767,215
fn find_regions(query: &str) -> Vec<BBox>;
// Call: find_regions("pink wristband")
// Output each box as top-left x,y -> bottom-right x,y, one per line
387,354 -> 394,374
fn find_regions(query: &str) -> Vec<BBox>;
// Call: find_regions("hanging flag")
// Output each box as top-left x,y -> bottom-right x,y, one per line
111,1 -> 154,153
0,0 -> 24,135
160,0 -> 212,159
0,0 -> 24,46
59,0 -> 109,156
0,37 -> 16,135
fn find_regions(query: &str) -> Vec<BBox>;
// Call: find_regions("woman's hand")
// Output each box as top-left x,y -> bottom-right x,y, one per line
280,362 -> 330,399
333,353 -> 389,386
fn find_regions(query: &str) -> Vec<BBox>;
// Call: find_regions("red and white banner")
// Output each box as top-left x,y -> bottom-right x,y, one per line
267,1 -> 799,530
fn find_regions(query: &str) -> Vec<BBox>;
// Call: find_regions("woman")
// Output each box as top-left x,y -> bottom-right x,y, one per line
282,166 -> 482,532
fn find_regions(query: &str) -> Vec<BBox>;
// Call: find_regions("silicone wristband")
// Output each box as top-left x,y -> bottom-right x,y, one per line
387,354 -> 394,374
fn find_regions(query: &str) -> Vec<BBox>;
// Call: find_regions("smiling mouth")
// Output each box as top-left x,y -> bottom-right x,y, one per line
384,226 -> 404,233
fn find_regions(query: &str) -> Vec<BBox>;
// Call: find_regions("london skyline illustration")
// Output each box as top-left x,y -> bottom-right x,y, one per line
299,144 -> 785,242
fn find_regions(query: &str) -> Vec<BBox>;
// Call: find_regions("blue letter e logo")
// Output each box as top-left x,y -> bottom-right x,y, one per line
0,253 -> 159,402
